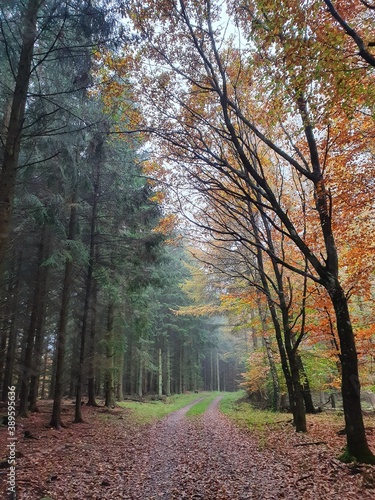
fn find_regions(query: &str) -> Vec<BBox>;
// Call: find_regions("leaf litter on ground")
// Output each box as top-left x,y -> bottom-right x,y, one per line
0,397 -> 374,499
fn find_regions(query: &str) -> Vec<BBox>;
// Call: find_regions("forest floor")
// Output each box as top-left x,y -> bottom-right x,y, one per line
0,396 -> 375,499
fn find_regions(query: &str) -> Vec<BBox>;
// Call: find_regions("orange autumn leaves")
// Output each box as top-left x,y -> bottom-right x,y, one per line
96,1 -> 375,384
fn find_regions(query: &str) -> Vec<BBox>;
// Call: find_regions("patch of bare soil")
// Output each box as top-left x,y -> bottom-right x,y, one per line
0,398 -> 374,499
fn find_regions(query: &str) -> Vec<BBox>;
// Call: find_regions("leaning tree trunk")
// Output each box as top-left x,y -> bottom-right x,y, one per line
261,202 -> 307,431
293,94 -> 374,460
257,297 -> 280,411
278,282 -> 307,432
255,244 -> 300,427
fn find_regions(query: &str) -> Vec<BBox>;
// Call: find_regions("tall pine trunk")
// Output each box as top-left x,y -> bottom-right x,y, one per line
0,251 -> 22,400
0,0 -> 38,276
29,231 -> 50,412
74,135 -> 103,422
87,277 -> 99,406
165,341 -> 171,396
158,347 -> 163,397
18,227 -> 47,417
104,302 -> 115,408
50,195 -> 77,429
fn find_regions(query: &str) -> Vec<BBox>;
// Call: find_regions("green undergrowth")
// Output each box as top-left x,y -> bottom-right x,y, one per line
118,392 -> 211,425
219,391 -> 291,429
185,392 -> 219,417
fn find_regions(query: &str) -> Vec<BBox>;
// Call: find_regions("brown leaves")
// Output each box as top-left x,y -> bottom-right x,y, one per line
1,398 -> 374,499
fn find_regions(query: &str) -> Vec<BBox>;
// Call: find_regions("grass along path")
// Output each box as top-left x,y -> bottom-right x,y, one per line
220,390 -> 292,429
117,392 -> 211,424
186,392 -> 220,418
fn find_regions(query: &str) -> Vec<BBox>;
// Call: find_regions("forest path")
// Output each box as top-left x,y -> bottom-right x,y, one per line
123,396 -> 289,499
10,397 -> 375,499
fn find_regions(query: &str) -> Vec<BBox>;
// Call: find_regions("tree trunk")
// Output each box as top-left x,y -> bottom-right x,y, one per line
104,302 -> 115,408
257,297 -> 280,411
297,95 -> 374,459
258,205 -> 306,431
263,335 -> 280,411
18,229 -> 46,417
328,282 -> 375,462
0,0 -> 39,276
77,134 -> 103,415
50,195 -> 77,429
179,346 -> 183,393
0,322 -> 8,391
117,352 -> 124,401
40,344 -> 49,400
158,347 -> 163,397
296,355 -> 316,414
210,350 -> 213,391
216,349 -> 220,392
0,251 -> 22,401
137,352 -> 143,398
87,277 -> 99,406
165,341 -> 171,396
29,232 -> 50,412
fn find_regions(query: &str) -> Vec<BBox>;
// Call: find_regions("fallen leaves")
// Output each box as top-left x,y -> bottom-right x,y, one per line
0,399 -> 374,499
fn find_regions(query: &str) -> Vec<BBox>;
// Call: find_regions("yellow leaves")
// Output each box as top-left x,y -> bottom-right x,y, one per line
149,190 -> 165,203
241,349 -> 270,394
142,160 -> 167,180
152,213 -> 177,236
174,304 -> 220,317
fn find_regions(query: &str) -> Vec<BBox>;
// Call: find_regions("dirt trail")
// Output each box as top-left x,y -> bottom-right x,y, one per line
10,397 -> 374,499
123,396 -> 292,499
123,396 -> 374,500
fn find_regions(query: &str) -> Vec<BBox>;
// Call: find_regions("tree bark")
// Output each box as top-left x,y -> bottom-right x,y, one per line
18,227 -> 47,417
50,194 -> 77,429
87,276 -> 99,406
296,355 -> 316,414
0,251 -> 22,400
117,351 -> 124,401
137,349 -> 143,398
328,281 -> 375,462
257,296 -> 280,411
29,231 -> 50,412
216,349 -> 220,392
104,302 -> 115,408
158,347 -> 163,397
0,0 -> 39,276
77,134 -> 103,415
165,341 -> 171,396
